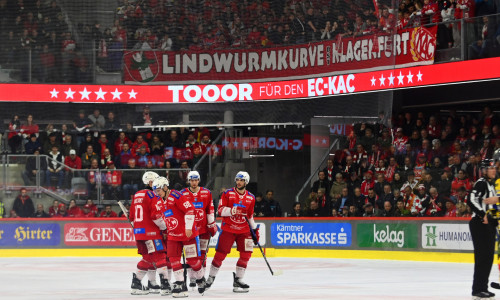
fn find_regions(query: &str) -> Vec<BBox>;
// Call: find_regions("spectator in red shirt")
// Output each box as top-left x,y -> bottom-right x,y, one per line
131,135 -> 150,155
444,199 -> 457,217
114,131 -> 132,156
81,204 -> 96,217
86,199 -> 98,216
100,205 -> 118,218
104,161 -> 122,200
55,203 -> 68,217
67,199 -> 82,217
64,149 -> 82,186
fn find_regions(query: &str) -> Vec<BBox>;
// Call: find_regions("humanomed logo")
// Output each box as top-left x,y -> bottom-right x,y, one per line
425,225 -> 437,247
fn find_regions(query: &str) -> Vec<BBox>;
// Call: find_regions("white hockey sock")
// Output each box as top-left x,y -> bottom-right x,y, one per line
192,268 -> 204,280
147,270 -> 157,285
135,269 -> 147,281
157,266 -> 169,278
173,269 -> 184,282
187,267 -> 194,280
166,267 -> 172,282
209,265 -> 220,278
236,266 -> 246,280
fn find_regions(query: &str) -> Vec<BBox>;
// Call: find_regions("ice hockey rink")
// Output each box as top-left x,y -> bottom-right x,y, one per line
0,256 -> 490,300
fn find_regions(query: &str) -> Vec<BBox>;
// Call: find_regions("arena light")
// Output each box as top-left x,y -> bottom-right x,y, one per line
249,154 -> 275,158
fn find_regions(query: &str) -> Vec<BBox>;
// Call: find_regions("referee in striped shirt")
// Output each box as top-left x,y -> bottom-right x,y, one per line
469,159 -> 498,299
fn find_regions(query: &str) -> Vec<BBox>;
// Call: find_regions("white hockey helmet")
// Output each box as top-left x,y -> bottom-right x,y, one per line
234,171 -> 250,184
142,171 -> 159,185
187,170 -> 200,181
152,176 -> 169,191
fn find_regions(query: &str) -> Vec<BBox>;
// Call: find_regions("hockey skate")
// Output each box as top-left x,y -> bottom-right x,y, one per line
472,291 -> 495,299
172,281 -> 188,298
159,274 -> 172,296
204,275 -> 216,291
233,272 -> 249,293
148,281 -> 160,294
130,273 -> 149,295
196,277 -> 206,294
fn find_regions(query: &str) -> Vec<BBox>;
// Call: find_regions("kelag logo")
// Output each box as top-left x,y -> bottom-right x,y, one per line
271,223 -> 351,247
0,223 -> 60,246
357,223 -> 417,249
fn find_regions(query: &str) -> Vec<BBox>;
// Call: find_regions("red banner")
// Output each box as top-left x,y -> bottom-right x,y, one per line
1,56 -> 500,103
123,26 -> 437,83
64,223 -> 135,246
222,137 -> 303,151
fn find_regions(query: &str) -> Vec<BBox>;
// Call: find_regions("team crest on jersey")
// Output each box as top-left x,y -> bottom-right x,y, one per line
166,218 -> 179,230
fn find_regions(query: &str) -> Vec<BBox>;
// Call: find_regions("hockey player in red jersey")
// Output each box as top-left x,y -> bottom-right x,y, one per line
205,171 -> 259,293
129,171 -> 172,296
153,176 -> 206,297
181,171 -> 218,289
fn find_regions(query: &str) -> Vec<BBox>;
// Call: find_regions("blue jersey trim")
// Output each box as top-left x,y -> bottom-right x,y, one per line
134,228 -> 145,234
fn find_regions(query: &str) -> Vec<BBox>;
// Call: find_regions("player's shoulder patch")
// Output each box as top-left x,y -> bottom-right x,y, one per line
146,190 -> 155,198
170,190 -> 181,199
247,191 -> 256,200
224,188 -> 233,195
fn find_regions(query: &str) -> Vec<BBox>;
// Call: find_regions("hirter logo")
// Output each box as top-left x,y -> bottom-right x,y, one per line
65,227 -> 89,242
124,51 -> 159,83
410,27 -> 436,62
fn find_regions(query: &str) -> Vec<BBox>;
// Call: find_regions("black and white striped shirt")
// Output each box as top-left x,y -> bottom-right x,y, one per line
469,178 -> 497,218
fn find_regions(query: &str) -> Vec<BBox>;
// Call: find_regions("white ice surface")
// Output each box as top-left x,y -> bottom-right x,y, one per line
0,256 -> 493,300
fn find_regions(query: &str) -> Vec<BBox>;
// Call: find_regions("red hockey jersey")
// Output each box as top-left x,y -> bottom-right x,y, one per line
163,189 -> 197,241
218,188 -> 255,234
130,189 -> 164,240
180,187 -> 214,235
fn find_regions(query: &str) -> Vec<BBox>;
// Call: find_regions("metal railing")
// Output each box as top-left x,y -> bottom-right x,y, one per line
294,138 -> 340,204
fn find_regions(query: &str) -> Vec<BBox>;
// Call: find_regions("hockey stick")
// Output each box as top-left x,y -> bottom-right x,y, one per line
244,217 -> 282,276
117,200 -> 133,227
182,250 -> 188,291
489,206 -> 500,289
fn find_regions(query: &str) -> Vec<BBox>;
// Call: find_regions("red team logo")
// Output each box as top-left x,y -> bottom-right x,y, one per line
410,27 -> 436,62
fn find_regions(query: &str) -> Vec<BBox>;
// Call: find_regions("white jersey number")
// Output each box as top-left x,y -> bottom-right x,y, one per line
135,205 -> 144,222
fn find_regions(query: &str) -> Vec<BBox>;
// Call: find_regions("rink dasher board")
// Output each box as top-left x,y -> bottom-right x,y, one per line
0,217 -> 479,263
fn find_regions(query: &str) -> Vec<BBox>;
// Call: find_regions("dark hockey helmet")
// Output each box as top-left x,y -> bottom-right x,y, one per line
480,159 -> 495,169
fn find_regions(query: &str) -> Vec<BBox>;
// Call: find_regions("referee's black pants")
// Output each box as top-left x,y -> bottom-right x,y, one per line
470,216 -> 497,294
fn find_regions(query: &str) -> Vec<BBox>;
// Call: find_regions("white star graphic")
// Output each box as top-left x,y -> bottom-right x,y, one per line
397,71 -> 405,85
379,74 -> 385,86
50,88 -> 59,98
416,71 -> 423,81
388,73 -> 395,86
128,89 -> 138,99
315,139 -> 319,144
407,71 -> 414,83
79,87 -> 91,100
370,76 -> 376,86
242,141 -> 248,147
111,88 -> 122,100
322,139 -> 327,144
233,141 -> 239,147
64,88 -> 75,99
95,88 -> 107,100
222,140 -> 229,147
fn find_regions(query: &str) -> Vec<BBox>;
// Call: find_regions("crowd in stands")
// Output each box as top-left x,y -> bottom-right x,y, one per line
2,0 -> 500,82
297,106 -> 500,218
6,105 -> 219,201
3,189 -> 126,218
1,105 -> 500,219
